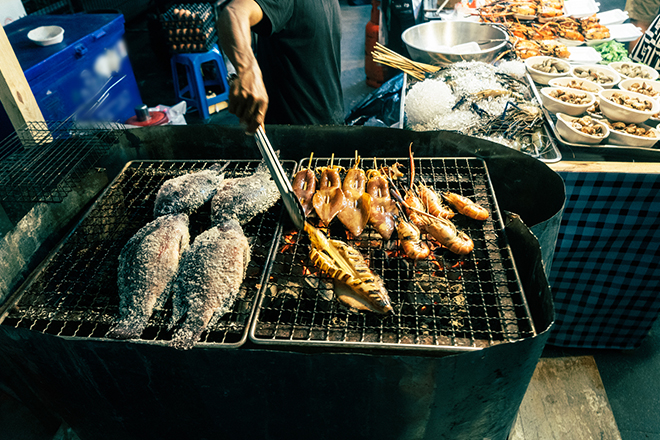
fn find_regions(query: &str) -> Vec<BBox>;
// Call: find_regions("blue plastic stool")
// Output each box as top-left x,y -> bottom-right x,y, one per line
171,45 -> 230,119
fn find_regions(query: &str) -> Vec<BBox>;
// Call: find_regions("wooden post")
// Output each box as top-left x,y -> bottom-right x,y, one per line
0,24 -> 45,133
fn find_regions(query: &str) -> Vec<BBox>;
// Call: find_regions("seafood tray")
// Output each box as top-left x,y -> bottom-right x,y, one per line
400,71 -> 563,163
527,79 -> 660,151
0,160 -> 295,348
249,156 -> 536,353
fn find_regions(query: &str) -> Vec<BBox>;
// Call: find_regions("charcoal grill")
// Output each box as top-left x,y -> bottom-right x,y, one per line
251,156 -> 535,352
0,159 -> 294,347
0,124 -> 562,440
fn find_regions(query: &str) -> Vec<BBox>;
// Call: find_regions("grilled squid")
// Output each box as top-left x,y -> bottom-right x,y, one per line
366,165 -> 397,240
292,154 -> 317,217
442,191 -> 489,221
312,154 -> 347,226
305,223 -> 393,314
337,154 -> 372,237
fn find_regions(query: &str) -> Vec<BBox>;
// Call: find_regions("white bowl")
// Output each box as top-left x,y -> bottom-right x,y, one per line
548,77 -> 604,94
556,113 -> 609,144
609,61 -> 659,81
604,121 -> 659,147
618,78 -> 660,102
570,64 -> 621,88
598,89 -> 659,124
524,56 -> 571,85
540,86 -> 596,116
27,26 -> 64,46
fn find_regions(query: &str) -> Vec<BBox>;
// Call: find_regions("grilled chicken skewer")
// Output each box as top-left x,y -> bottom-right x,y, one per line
312,154 -> 347,226
337,153 -> 372,237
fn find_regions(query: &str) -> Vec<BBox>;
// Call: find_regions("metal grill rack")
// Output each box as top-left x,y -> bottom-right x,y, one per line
0,121 -> 121,203
250,156 -> 536,353
0,160 -> 295,348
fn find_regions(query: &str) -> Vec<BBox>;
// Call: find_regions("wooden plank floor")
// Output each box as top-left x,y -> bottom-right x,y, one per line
510,356 -> 622,440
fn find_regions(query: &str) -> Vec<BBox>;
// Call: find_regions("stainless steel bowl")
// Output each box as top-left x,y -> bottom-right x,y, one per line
402,21 -> 509,65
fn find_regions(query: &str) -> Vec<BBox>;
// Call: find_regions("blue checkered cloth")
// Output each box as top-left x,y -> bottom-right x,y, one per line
548,171 -> 660,350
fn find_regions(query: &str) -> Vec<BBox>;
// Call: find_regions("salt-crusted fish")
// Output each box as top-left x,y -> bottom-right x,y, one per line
169,218 -> 250,350
108,213 -> 190,339
153,162 -> 228,217
210,163 -> 280,225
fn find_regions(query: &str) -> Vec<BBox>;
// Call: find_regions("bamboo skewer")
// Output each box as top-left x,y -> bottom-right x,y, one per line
371,42 -> 441,80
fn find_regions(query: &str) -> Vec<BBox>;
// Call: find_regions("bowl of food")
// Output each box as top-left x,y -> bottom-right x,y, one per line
609,61 -> 659,81
556,113 -> 610,144
570,64 -> 621,88
401,21 -> 509,65
618,78 -> 660,102
603,120 -> 659,147
525,56 -> 571,85
27,25 -> 64,46
540,86 -> 596,116
548,77 -> 604,94
598,89 -> 659,123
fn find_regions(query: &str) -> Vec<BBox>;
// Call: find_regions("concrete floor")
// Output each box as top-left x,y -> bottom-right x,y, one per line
1,1 -> 660,439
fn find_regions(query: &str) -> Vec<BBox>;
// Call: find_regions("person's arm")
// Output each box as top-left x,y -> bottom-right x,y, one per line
217,0 -> 268,133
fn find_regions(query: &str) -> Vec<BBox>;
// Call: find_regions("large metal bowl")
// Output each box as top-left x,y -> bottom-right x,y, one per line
402,21 -> 509,65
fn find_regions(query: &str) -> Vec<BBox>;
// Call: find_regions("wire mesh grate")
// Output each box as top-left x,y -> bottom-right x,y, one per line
0,160 -> 294,347
250,156 -> 536,352
0,121 -> 121,203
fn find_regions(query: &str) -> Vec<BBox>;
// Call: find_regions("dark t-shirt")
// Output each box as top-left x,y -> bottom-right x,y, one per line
253,0 -> 344,125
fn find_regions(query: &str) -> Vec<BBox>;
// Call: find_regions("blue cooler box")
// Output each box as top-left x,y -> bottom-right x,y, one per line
1,14 -> 142,137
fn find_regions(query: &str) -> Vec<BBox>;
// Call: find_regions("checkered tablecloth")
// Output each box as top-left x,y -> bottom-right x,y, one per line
548,171 -> 660,350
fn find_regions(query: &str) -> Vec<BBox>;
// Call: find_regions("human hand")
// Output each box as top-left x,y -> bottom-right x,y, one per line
228,66 -> 268,133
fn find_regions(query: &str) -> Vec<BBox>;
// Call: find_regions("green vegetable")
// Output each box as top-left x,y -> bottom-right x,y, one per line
593,40 -> 631,64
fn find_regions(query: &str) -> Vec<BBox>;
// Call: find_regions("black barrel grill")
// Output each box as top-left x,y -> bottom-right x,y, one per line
0,124 -> 561,440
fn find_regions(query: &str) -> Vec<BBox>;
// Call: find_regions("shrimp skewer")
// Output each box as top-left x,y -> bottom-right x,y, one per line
312,154 -> 347,226
337,152 -> 372,237
292,153 -> 317,217
395,215 -> 430,260
442,191 -> 489,221
418,182 -> 455,219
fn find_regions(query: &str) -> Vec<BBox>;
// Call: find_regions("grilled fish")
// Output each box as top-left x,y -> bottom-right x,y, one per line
170,218 -> 250,350
153,162 -> 228,217
108,213 -> 190,339
211,163 -> 280,225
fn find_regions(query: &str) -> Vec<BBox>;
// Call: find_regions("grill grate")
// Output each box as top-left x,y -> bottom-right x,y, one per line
0,160 -> 294,347
250,157 -> 536,352
0,121 -> 121,203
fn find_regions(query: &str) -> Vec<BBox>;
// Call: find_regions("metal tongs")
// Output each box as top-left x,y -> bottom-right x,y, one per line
254,126 -> 306,230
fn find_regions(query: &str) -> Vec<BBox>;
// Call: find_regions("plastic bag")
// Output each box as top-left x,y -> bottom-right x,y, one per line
345,73 -> 403,127
152,101 -> 188,125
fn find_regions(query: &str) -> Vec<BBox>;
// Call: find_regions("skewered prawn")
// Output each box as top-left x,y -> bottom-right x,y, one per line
305,222 -> 393,314
395,216 -> 430,260
418,183 -> 455,219
312,154 -> 347,226
407,206 -> 474,255
442,191 -> 489,221
337,153 -> 372,237
292,153 -> 317,217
